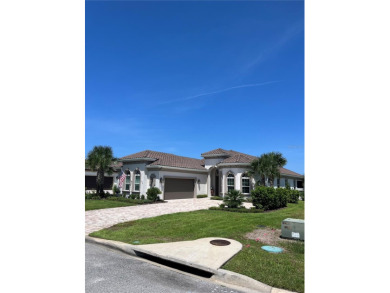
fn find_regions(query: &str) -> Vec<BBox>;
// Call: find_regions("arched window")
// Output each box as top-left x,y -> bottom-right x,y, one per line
124,169 -> 131,191
227,173 -> 235,193
242,173 -> 250,194
149,174 -> 156,187
134,170 -> 141,191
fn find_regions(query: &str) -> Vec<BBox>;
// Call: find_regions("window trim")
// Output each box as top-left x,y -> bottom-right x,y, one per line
124,174 -> 131,191
241,173 -> 250,194
134,170 -> 141,192
227,172 -> 235,193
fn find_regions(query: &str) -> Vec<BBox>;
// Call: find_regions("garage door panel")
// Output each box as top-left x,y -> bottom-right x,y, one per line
164,178 -> 194,200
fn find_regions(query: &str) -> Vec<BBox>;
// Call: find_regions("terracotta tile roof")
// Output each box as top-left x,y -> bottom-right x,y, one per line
121,150 -> 206,170
279,167 -> 303,177
219,153 -> 255,164
213,149 -> 303,177
120,149 -> 302,176
201,148 -> 230,156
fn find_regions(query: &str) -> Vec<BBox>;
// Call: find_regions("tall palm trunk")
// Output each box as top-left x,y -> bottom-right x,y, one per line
261,175 -> 266,186
269,176 -> 274,188
96,168 -> 105,196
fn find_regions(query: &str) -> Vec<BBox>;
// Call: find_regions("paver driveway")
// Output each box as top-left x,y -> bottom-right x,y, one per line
86,198 -> 252,235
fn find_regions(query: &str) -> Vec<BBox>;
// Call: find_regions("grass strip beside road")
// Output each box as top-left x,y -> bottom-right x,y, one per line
90,201 -> 305,292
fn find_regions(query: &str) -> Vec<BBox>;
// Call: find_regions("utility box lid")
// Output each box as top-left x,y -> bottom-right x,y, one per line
283,218 -> 304,224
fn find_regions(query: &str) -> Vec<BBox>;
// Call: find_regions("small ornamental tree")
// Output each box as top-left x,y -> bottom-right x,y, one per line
223,189 -> 245,209
146,187 -> 162,202
86,146 -> 117,197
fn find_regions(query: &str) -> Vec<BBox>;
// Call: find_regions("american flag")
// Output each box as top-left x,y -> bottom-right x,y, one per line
118,172 -> 126,188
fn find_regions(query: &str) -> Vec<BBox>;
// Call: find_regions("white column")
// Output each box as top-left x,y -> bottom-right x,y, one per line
207,172 -> 211,197
235,173 -> 240,192
222,172 -> 226,197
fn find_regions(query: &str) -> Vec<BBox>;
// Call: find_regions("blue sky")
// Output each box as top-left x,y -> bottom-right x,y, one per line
86,0 -> 304,174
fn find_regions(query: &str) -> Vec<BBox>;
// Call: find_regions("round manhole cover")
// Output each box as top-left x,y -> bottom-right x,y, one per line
210,239 -> 231,246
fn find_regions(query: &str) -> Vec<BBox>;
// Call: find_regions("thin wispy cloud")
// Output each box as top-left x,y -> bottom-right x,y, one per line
159,80 -> 280,105
242,21 -> 304,74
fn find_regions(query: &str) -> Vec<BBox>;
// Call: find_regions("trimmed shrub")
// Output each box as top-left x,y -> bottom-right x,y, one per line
223,189 -> 245,209
130,194 -> 137,200
251,186 -> 289,211
85,192 -> 100,200
288,190 -> 300,204
196,194 -> 208,198
219,203 -> 226,208
146,187 -> 162,202
300,191 -> 304,201
210,196 -> 223,200
140,194 -> 145,200
275,188 -> 288,208
112,184 -> 120,195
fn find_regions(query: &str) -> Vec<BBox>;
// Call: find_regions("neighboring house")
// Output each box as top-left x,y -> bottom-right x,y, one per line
85,161 -> 123,192
117,148 -> 303,200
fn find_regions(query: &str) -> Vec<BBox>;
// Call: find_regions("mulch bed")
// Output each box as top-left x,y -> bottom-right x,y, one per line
245,227 -> 295,246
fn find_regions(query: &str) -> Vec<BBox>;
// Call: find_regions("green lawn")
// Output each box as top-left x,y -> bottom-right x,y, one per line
85,200 -> 137,211
90,201 -> 304,292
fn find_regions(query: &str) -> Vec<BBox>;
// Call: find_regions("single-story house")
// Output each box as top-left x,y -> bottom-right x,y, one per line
117,148 -> 303,200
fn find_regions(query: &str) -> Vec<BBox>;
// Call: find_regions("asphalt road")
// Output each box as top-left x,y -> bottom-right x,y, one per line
86,242 -> 243,293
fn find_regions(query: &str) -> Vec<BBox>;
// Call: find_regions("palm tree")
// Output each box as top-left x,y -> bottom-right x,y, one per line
267,152 -> 287,187
248,156 -> 268,186
248,152 -> 287,187
86,146 -> 117,196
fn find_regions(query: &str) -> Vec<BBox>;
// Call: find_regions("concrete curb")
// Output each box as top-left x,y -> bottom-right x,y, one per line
85,236 -> 137,257
86,236 -> 297,293
213,269 -> 296,293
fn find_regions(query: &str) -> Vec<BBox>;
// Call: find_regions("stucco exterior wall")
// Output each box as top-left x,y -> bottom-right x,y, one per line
204,157 -> 227,169
218,166 -> 254,196
119,162 -> 208,199
120,162 -> 148,195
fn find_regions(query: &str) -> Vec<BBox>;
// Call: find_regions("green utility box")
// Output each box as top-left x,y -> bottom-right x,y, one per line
281,218 -> 304,241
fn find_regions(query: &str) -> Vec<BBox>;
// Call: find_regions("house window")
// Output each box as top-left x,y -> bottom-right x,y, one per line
134,170 -> 140,191
277,178 -> 280,188
227,173 -> 235,193
297,180 -> 303,188
124,175 -> 131,191
242,173 -> 250,194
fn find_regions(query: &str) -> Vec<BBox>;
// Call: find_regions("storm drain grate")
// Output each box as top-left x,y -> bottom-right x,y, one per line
210,239 -> 231,246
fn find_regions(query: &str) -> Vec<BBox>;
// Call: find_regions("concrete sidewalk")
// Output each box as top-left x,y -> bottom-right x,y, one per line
134,237 -> 242,273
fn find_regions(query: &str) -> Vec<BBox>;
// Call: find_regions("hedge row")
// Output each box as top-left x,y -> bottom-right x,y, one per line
106,196 -> 154,204
251,186 -> 300,211
210,196 -> 223,200
196,194 -> 208,198
209,206 -> 263,213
